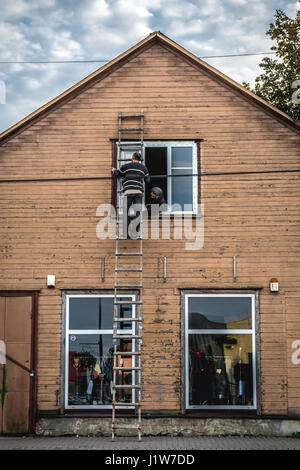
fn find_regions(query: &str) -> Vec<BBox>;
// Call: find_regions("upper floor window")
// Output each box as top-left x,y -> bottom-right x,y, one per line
118,141 -> 198,214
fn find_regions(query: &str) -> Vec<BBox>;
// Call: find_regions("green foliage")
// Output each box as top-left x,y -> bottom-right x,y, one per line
243,6 -> 300,121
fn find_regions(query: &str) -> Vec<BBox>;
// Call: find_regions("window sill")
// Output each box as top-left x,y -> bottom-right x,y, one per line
64,409 -> 135,417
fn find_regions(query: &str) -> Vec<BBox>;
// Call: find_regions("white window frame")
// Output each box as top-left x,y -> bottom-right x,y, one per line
184,293 -> 257,410
117,141 -> 198,215
65,294 -> 136,410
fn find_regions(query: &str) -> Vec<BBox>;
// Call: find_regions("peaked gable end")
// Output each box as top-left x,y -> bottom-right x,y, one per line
0,31 -> 299,145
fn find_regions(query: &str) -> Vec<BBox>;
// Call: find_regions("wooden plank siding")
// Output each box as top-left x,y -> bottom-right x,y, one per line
0,41 -> 299,416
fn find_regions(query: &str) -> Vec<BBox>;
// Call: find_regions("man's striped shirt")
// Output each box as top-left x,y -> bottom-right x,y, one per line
114,162 -> 150,194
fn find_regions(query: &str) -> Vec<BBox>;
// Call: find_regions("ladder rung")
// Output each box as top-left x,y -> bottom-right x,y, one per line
113,402 -> 140,407
119,113 -> 144,118
116,268 -> 142,272
113,367 -> 141,371
114,318 -> 142,323
116,252 -> 142,256
113,335 -> 142,340
115,237 -> 143,241
114,300 -> 142,305
113,385 -> 141,389
117,141 -> 144,146
116,236 -> 138,240
113,424 -> 140,429
115,284 -> 142,288
113,351 -> 141,356
119,128 -> 143,132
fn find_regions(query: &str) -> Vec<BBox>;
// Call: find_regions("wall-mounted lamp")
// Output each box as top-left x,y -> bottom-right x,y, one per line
47,275 -> 56,288
270,278 -> 279,293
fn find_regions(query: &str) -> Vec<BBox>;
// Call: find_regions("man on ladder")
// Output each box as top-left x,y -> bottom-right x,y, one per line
112,151 -> 150,239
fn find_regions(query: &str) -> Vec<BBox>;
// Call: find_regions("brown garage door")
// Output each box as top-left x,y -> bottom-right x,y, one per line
0,294 -> 36,434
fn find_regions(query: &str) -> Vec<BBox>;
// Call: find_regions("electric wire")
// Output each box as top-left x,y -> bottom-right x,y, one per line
1,168 -> 300,184
0,52 -> 277,64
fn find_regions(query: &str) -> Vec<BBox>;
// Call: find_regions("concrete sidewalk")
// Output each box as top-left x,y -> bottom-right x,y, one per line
1,435 -> 300,450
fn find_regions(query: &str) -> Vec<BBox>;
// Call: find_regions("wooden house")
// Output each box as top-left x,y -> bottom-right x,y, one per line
0,32 -> 300,436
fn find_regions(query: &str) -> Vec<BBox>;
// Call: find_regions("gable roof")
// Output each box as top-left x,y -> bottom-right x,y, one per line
0,31 -> 299,144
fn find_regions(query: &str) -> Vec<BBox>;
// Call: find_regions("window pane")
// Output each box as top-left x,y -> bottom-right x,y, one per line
188,334 -> 253,406
69,297 -> 133,330
171,169 -> 193,209
68,334 -> 135,406
188,296 -> 252,330
171,147 -> 193,167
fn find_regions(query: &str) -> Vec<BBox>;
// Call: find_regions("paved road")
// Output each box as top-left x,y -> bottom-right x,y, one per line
0,435 -> 300,450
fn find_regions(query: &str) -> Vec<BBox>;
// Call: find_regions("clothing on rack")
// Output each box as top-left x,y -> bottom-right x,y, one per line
190,349 -> 213,403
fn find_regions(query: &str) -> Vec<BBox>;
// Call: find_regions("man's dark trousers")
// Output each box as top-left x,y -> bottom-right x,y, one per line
123,193 -> 143,239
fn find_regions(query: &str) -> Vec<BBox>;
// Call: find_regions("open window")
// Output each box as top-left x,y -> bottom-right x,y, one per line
145,141 -> 198,214
116,141 -> 198,214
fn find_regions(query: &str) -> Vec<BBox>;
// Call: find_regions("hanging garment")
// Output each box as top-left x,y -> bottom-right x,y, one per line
93,360 -> 102,379
190,349 -> 212,403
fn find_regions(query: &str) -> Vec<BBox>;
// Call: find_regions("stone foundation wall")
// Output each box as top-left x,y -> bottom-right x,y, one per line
35,418 -> 300,438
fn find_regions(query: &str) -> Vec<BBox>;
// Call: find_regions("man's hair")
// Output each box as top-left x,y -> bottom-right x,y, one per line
132,152 -> 141,161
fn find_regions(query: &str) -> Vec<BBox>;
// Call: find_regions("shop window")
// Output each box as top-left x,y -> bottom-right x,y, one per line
185,293 -> 257,410
117,141 -> 198,214
65,295 -> 137,410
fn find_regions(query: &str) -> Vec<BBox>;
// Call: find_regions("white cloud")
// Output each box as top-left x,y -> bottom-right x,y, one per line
0,21 -> 42,61
49,31 -> 82,59
116,0 -> 153,19
26,77 -> 41,89
167,18 -> 207,37
1,0 -> 57,21
0,0 -> 298,133
79,0 -> 111,24
227,0 -> 247,5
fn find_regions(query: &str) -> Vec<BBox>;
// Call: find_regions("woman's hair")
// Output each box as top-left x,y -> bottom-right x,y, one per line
151,187 -> 163,197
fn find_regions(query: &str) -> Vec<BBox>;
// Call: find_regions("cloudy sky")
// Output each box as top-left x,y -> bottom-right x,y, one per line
0,0 -> 298,133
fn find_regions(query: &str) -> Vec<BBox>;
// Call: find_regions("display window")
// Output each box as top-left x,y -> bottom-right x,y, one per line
185,293 -> 257,410
64,295 -> 137,409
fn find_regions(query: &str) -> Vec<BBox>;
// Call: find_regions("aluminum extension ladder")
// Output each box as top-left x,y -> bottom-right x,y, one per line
112,112 -> 145,441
